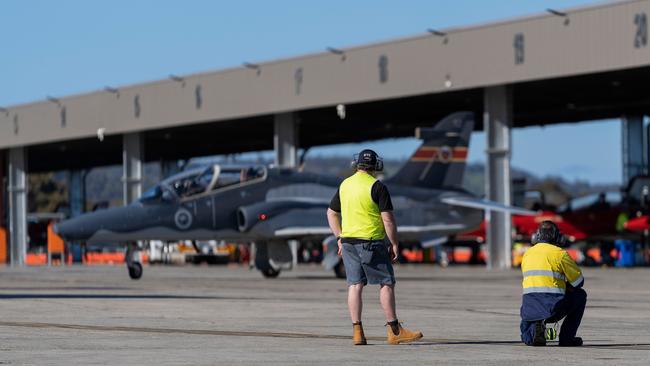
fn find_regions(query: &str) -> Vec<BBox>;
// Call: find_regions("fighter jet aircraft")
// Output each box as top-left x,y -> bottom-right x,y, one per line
55,112 -> 532,279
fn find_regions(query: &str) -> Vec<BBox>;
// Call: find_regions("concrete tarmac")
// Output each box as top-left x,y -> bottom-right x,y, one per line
0,264 -> 649,365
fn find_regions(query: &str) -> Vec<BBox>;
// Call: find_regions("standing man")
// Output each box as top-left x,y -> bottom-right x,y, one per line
327,149 -> 422,345
520,221 -> 586,347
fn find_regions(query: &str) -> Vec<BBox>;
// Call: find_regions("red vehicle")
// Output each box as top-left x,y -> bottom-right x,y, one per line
457,211 -> 588,244
454,176 -> 650,265
624,216 -> 650,233
451,210 -> 589,265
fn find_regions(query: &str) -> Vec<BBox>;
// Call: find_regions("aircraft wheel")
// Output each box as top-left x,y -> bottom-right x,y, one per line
260,267 -> 280,278
128,263 -> 143,280
333,261 -> 346,279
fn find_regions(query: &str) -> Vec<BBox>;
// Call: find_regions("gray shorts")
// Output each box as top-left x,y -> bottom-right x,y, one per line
341,241 -> 395,286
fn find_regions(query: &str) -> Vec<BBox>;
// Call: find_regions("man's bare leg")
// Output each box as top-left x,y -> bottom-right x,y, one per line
380,283 -> 423,343
348,283 -> 364,323
380,284 -> 397,321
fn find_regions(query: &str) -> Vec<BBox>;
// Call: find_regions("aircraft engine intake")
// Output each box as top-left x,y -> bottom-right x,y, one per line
237,200 -> 328,232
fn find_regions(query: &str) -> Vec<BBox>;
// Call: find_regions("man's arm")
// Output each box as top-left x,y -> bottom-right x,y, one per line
373,181 -> 398,262
327,208 -> 343,256
560,252 -> 584,289
327,208 -> 342,238
381,211 -> 399,262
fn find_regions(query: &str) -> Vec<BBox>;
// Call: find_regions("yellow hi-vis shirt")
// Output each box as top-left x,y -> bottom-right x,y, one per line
339,172 -> 385,240
521,243 -> 584,295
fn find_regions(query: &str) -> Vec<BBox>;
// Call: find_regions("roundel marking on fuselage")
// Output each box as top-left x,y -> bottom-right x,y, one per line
174,208 -> 193,230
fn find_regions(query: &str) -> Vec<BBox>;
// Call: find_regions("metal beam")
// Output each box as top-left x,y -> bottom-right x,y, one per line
8,147 -> 27,266
0,150 -> 5,227
622,115 -> 644,184
122,133 -> 143,205
646,122 -> 650,176
0,150 -> 6,263
274,113 -> 298,168
484,85 -> 513,270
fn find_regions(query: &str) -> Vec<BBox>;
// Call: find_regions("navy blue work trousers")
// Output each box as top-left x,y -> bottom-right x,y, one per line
520,288 -> 587,345
547,288 -> 587,343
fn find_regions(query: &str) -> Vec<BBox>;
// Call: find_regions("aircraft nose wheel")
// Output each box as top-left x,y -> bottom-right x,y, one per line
128,263 -> 143,280
260,267 -> 280,278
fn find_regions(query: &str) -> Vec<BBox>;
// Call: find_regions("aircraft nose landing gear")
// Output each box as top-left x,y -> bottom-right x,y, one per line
125,242 -> 143,280
259,266 -> 280,278
128,262 -> 143,279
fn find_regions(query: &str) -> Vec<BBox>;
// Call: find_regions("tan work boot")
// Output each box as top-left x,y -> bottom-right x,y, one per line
386,323 -> 423,345
352,323 -> 367,345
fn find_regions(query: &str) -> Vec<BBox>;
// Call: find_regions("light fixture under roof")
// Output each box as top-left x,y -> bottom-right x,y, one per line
243,62 -> 260,70
326,47 -> 346,61
546,8 -> 570,25
46,95 -> 61,106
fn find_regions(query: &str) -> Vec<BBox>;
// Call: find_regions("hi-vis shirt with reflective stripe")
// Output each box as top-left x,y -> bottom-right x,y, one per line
521,243 -> 584,295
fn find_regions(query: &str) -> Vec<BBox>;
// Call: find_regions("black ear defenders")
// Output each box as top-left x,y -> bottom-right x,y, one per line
374,158 -> 384,172
531,220 -> 567,247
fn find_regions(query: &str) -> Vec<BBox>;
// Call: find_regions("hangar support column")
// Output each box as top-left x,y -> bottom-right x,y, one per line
0,150 -> 6,263
8,147 -> 27,266
123,133 -> 144,205
274,113 -> 298,168
622,115 -> 644,183
484,86 -> 513,270
69,171 -> 86,217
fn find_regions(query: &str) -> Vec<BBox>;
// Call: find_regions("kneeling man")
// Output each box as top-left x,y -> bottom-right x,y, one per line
520,221 -> 586,347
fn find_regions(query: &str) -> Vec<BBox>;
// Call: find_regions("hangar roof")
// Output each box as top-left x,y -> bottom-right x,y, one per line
3,0 -> 650,171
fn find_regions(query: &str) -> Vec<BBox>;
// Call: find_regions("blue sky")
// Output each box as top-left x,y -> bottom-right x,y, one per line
2,0 -> 621,183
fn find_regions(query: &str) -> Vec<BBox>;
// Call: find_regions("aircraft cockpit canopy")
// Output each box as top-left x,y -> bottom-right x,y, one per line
139,185 -> 175,203
150,165 -> 266,200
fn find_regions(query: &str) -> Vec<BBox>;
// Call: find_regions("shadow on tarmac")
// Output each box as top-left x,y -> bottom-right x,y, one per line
1,321 -> 649,349
412,340 -> 522,346
583,344 -> 650,350
410,340 -> 650,350
0,293 -> 227,300
0,287 -> 132,291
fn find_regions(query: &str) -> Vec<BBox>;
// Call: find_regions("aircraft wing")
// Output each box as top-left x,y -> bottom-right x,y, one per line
274,226 -> 333,237
274,223 -> 468,237
441,196 -> 536,216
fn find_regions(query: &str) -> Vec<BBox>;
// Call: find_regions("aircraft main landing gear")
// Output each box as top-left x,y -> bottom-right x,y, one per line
252,241 -> 292,278
125,242 -> 143,280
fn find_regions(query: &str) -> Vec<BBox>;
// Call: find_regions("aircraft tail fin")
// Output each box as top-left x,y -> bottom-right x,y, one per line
386,111 -> 474,189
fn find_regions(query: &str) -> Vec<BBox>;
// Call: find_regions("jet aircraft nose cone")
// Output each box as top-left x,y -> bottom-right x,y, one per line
53,219 -> 78,240
54,211 -> 110,241
52,204 -> 157,242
